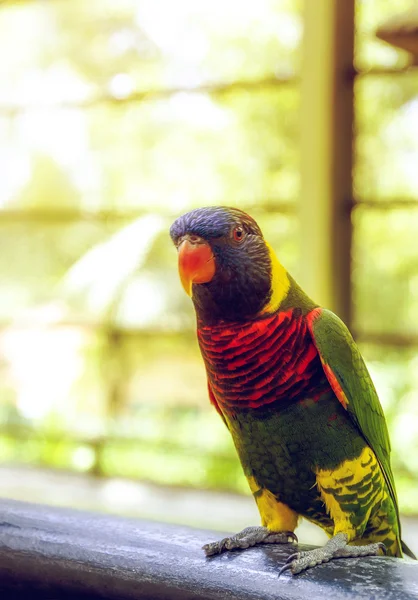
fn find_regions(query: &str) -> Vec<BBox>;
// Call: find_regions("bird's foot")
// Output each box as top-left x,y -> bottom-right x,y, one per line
203,526 -> 297,557
279,532 -> 386,576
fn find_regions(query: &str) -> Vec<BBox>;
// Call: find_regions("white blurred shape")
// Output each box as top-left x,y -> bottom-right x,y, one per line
108,73 -> 135,99
17,108 -> 88,168
274,13 -> 302,49
72,446 -> 96,471
0,326 -> 85,420
62,214 -> 165,316
385,99 -> 418,196
0,149 -> 31,207
394,408 -> 418,449
108,29 -> 138,56
116,277 -> 165,328
167,93 -> 231,128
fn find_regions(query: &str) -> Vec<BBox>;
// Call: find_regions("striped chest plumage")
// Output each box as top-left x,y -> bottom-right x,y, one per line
197,308 -> 330,411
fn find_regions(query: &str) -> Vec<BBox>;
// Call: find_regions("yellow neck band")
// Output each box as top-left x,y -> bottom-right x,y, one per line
260,242 -> 290,314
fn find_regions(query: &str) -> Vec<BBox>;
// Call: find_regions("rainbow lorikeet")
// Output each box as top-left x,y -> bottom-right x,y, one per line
169,206 -> 415,575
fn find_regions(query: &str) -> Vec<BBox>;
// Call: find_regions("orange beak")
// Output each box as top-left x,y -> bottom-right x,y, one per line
177,237 -> 215,296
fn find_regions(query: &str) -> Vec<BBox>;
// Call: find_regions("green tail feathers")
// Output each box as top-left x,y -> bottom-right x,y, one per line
402,540 -> 417,560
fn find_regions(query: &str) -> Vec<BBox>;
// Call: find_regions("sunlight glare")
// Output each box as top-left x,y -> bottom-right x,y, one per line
1,326 -> 85,420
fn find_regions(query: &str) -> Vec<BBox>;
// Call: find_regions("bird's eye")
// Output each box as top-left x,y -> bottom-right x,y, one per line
232,226 -> 245,243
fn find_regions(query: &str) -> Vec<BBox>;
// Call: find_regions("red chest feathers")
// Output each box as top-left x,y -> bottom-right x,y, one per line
197,309 -> 330,410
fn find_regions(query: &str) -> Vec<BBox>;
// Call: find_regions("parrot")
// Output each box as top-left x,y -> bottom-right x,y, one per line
169,206 -> 416,575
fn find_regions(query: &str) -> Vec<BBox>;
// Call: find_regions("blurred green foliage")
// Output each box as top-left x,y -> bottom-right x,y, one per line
0,0 -> 418,515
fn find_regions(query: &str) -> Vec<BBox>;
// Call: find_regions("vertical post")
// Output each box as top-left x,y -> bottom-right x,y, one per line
90,327 -> 125,477
300,0 -> 354,326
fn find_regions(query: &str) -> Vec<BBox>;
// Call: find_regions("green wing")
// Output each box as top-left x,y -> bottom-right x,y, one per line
307,307 -> 399,527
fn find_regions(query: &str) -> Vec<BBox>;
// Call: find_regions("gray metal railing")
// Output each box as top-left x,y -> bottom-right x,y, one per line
1,499 -> 418,599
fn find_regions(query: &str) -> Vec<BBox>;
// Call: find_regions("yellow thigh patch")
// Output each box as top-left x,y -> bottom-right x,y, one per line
316,446 -> 385,541
247,476 -> 299,532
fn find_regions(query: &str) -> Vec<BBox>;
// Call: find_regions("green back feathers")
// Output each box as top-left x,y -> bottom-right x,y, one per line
307,308 -> 403,553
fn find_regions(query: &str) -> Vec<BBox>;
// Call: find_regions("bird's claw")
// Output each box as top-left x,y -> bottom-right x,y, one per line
278,534 -> 387,576
377,542 -> 387,555
203,526 -> 297,557
278,552 -> 301,577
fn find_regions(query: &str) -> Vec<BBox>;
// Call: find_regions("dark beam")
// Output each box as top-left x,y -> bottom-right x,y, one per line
0,208 -> 148,223
0,202 -> 295,225
0,499 -> 417,600
0,424 -> 235,463
1,321 -> 418,348
352,198 -> 418,211
355,66 -> 418,77
355,330 -> 418,348
0,76 -> 297,116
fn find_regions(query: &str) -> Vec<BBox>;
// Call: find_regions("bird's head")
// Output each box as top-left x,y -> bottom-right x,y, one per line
170,206 -> 290,324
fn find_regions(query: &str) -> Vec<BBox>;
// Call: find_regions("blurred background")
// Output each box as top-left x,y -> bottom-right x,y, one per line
1,0 -> 418,547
